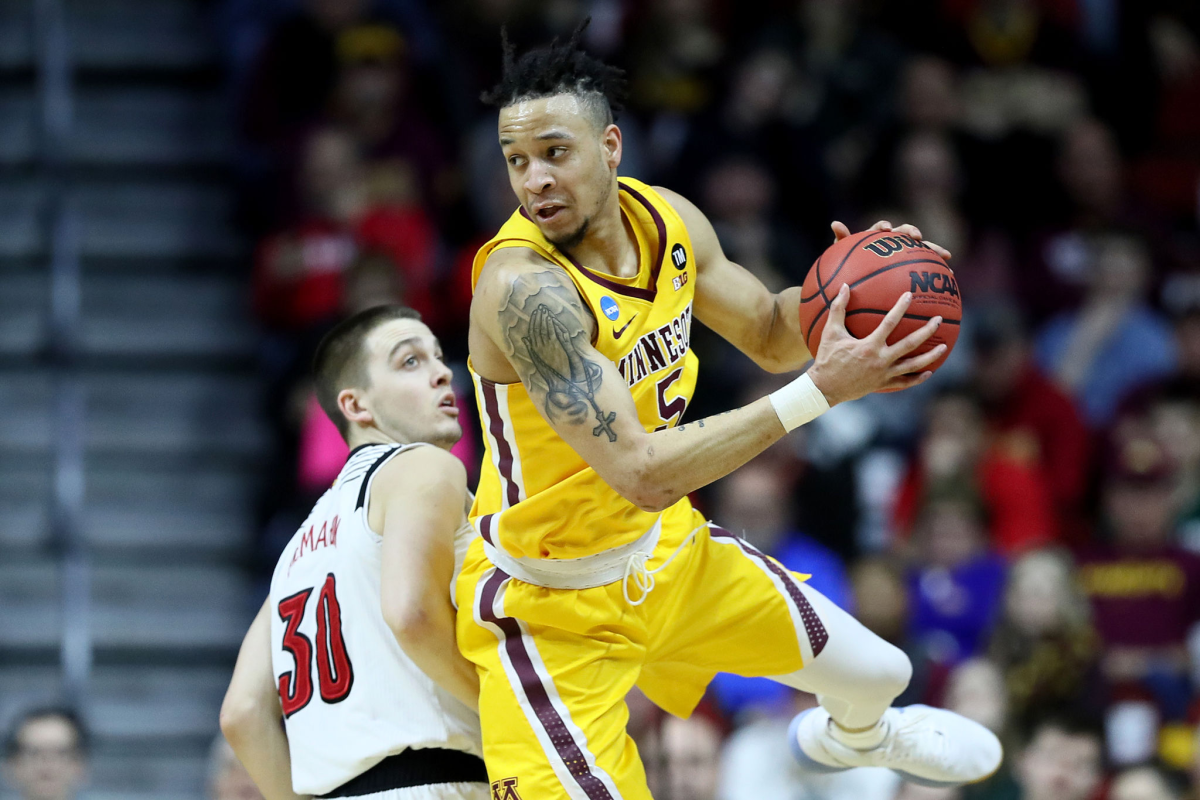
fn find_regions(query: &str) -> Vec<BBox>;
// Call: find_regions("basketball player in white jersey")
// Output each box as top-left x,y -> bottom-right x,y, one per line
219,305 -> 489,800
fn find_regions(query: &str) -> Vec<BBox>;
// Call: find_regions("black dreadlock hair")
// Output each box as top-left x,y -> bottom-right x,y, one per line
481,18 -> 627,128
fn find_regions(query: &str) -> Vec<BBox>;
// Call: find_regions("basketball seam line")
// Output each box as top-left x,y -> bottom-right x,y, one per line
804,230 -> 876,306
811,251 -> 826,306
844,309 -> 961,324
802,256 -> 954,342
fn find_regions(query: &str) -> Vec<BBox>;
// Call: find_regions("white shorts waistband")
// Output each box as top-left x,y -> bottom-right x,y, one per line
480,517 -> 663,590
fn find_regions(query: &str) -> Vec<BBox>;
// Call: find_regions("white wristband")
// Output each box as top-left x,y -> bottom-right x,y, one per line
769,373 -> 830,432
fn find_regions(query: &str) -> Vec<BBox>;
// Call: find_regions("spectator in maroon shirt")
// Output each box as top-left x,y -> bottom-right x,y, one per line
1115,304 -> 1200,551
971,304 -> 1091,545
329,23 -> 455,219
1077,428 -> 1200,719
241,0 -> 370,149
1023,118 -> 1129,322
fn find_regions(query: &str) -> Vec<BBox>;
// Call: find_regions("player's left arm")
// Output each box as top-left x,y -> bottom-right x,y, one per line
373,446 -> 480,712
220,600 -> 311,800
655,186 -> 950,374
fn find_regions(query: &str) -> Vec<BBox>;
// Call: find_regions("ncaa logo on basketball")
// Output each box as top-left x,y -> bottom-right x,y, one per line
600,296 -> 620,321
910,271 -> 960,297
671,243 -> 688,270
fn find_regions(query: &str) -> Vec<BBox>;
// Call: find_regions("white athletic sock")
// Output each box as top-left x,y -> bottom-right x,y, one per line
827,716 -> 889,750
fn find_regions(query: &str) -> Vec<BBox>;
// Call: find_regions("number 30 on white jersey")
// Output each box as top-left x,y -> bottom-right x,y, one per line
269,443 -> 482,796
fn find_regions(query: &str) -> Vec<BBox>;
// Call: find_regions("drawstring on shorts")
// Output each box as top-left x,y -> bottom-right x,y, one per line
622,521 -> 710,606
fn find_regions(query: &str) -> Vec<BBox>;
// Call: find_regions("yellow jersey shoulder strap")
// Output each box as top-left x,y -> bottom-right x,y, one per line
470,206 -> 552,291
470,177 -> 689,292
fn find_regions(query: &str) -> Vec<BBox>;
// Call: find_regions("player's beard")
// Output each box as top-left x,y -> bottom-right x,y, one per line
546,215 -> 590,251
546,173 -> 612,253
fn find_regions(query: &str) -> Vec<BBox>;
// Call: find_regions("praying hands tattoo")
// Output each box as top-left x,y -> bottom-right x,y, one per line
499,269 -> 619,442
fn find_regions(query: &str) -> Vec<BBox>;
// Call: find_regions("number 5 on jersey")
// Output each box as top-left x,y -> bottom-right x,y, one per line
655,368 -> 688,430
277,573 -> 355,717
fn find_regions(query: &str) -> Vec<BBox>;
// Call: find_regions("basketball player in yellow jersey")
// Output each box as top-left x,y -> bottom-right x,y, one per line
457,23 -> 1002,800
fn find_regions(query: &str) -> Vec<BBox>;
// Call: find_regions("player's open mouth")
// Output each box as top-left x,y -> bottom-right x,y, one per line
534,204 -> 564,221
438,395 -> 459,417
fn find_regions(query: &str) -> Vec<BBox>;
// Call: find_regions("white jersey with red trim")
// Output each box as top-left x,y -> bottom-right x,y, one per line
268,442 -> 482,796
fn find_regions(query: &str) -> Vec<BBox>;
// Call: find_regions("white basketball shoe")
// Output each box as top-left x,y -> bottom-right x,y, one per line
790,705 -> 1003,787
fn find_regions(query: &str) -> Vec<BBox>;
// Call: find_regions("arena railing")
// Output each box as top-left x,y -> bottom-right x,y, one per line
35,0 -> 91,706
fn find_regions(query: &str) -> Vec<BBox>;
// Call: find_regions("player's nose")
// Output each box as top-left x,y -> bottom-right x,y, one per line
432,360 -> 452,386
524,162 -> 554,194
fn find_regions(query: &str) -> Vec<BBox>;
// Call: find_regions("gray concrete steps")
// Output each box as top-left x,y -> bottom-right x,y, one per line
0,87 -> 35,164
1,2 -> 254,797
67,0 -> 213,71
1,86 -> 231,167
0,369 -> 266,455
72,88 -> 232,166
0,270 -> 46,356
0,0 -> 34,70
0,562 -> 253,650
0,183 -> 45,260
75,182 -> 241,259
0,180 -> 240,260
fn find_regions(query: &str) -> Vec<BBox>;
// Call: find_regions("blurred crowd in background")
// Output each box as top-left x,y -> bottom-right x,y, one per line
80,0 -> 1199,798
3,707 -> 266,800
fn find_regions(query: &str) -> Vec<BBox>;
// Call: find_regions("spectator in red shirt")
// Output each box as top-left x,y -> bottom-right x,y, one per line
240,0 -> 370,150
895,390 -> 1058,555
252,127 -> 364,332
1077,428 -> 1200,719
252,124 -> 440,336
971,304 -> 1091,544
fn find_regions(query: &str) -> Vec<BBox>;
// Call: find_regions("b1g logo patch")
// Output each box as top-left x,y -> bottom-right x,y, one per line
600,295 -> 620,321
491,777 -> 522,800
671,243 -> 688,270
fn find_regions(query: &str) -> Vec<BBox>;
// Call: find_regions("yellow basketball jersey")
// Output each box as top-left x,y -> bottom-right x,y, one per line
468,178 -> 701,559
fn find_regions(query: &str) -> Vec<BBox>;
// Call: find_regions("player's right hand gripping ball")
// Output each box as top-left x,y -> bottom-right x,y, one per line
798,230 -> 961,383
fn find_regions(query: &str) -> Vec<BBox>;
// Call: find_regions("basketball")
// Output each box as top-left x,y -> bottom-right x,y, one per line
799,230 -> 961,380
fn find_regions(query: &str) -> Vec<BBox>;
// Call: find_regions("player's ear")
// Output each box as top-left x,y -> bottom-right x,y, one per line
337,388 -> 373,430
602,123 -> 621,169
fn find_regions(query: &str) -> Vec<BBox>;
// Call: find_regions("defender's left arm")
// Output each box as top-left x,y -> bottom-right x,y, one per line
374,446 -> 480,712
656,187 -> 950,374
220,600 -> 311,800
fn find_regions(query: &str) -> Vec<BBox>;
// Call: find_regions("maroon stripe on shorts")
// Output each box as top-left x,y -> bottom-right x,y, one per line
479,514 -> 496,546
480,380 -> 520,507
478,570 -> 615,800
710,527 -> 829,657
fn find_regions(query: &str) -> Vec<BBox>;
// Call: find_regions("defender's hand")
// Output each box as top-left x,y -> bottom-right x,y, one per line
831,219 -> 953,262
806,284 -> 946,405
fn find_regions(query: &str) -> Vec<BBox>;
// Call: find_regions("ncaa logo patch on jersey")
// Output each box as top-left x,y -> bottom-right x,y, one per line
600,295 -> 620,321
671,243 -> 687,270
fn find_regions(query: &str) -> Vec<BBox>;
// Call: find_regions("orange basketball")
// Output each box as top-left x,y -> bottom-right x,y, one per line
799,230 -> 961,383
